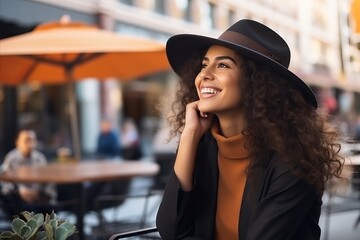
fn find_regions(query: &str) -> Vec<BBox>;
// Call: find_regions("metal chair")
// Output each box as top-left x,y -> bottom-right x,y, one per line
321,163 -> 360,240
108,226 -> 159,240
91,186 -> 163,239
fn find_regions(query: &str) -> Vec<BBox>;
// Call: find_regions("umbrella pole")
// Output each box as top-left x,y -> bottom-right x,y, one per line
66,66 -> 82,162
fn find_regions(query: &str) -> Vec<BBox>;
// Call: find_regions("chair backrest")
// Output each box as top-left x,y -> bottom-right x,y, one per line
88,179 -> 132,211
153,152 -> 175,190
108,226 -> 158,239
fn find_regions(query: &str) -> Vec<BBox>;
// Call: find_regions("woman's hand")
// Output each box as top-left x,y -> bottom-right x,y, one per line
174,101 -> 213,191
183,101 -> 213,141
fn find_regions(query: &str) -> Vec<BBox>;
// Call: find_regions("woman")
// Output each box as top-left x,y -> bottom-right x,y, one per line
156,19 -> 344,240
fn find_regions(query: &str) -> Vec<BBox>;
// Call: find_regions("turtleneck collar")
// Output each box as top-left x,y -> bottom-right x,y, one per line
211,121 -> 249,160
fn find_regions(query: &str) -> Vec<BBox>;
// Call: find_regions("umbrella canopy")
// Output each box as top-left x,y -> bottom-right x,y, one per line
0,19 -> 170,84
0,17 -> 170,161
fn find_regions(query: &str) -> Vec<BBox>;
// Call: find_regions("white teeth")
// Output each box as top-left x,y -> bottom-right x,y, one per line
201,88 -> 220,94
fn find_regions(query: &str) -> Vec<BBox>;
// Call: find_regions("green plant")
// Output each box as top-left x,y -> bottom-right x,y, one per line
0,211 -> 76,240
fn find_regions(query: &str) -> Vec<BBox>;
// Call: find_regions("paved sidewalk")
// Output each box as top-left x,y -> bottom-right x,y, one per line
319,210 -> 359,240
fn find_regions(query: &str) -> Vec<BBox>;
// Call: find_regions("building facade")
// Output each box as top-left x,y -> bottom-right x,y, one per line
1,0 -> 359,159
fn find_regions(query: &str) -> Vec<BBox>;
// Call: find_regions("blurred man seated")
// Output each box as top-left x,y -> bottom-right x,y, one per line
96,118 -> 120,159
0,129 -> 56,216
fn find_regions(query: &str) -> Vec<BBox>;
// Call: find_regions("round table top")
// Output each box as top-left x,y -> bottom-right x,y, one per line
344,154 -> 360,166
0,160 -> 159,184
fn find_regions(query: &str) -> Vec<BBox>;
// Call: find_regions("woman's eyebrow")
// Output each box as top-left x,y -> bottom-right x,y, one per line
202,56 -> 237,64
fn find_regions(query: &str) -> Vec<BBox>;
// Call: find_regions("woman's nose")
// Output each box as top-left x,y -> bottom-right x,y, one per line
200,67 -> 215,81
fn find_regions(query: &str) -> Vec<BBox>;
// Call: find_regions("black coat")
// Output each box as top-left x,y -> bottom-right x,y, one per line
156,132 -> 322,240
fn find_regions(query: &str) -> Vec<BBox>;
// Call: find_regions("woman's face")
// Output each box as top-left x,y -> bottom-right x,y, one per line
195,45 -> 243,117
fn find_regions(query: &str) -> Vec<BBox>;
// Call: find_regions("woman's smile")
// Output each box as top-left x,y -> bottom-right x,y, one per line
200,87 -> 222,98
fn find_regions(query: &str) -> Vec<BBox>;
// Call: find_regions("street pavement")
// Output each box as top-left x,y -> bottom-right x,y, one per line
319,210 -> 359,240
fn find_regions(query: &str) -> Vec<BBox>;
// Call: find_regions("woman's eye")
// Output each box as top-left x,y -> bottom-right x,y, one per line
218,63 -> 229,68
201,63 -> 207,68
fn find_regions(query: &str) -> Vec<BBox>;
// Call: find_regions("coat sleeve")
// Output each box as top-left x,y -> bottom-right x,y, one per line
245,166 -> 321,240
156,169 -> 197,240
156,132 -> 218,240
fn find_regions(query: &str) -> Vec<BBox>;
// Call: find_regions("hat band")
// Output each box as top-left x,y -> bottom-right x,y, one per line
219,31 -> 284,66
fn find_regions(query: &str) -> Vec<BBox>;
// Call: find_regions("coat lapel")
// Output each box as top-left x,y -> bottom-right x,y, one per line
196,133 -> 271,240
194,133 -> 219,239
239,161 -> 269,239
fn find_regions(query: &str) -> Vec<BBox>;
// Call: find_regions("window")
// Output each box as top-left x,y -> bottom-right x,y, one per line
176,0 -> 191,21
312,0 -> 327,29
154,0 -> 166,14
228,9 -> 236,26
201,2 -> 216,29
118,0 -> 133,6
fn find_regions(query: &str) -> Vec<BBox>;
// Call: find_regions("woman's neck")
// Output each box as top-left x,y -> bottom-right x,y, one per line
217,112 -> 246,137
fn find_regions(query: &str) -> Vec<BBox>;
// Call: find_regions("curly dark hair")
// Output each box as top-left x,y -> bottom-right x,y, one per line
167,51 -> 344,194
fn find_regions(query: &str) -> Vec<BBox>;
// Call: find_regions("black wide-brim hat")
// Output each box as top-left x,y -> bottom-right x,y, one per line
166,19 -> 318,108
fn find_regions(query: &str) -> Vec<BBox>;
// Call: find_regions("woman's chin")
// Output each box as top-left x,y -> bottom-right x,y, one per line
198,105 -> 214,115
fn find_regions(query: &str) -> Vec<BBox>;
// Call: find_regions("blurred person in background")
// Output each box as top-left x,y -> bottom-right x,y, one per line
96,118 -> 120,159
0,129 -> 56,216
156,19 -> 344,240
120,118 -> 142,160
86,119 -> 122,211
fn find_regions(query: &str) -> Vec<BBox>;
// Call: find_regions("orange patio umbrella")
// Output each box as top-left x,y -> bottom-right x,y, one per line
0,16 -> 170,160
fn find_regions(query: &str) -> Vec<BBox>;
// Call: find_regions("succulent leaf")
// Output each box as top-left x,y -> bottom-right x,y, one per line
44,222 -> 54,240
45,213 -> 50,223
0,231 -> 12,239
50,219 -> 58,233
58,222 -> 76,236
21,211 -> 33,221
36,231 -> 48,240
54,227 -> 68,240
12,218 -> 26,235
1,232 -> 22,240
25,219 -> 40,239
50,212 -> 57,220
33,213 -> 45,227
20,225 -> 31,239
26,219 -> 37,230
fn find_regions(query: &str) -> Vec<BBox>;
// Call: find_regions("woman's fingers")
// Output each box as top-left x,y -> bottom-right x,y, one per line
184,101 -> 213,135
199,111 -> 208,118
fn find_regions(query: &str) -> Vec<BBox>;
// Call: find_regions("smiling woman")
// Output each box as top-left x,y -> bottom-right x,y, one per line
156,19 -> 345,240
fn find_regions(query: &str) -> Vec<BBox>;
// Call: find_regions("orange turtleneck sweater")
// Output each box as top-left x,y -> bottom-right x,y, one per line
211,123 -> 250,240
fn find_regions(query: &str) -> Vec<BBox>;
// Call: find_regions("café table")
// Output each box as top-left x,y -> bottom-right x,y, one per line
0,159 -> 159,240
345,154 -> 360,166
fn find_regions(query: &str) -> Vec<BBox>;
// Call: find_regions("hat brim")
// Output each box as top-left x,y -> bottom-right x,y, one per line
166,34 -> 318,108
